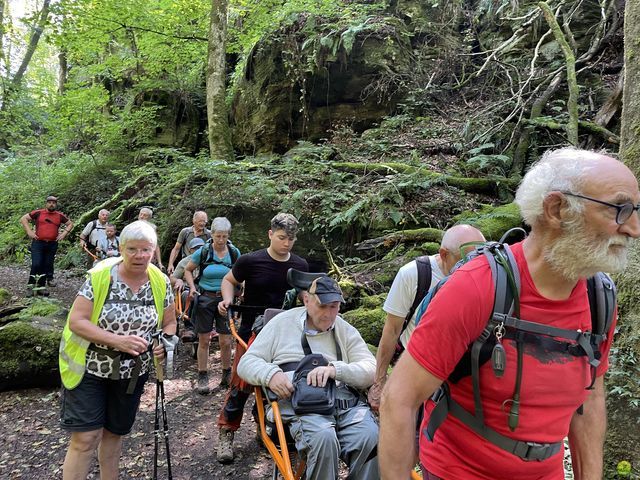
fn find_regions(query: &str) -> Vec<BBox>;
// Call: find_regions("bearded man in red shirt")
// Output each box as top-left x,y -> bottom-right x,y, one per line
379,148 -> 640,480
20,195 -> 73,296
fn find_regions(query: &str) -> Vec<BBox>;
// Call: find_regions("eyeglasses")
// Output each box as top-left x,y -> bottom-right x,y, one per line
562,192 -> 640,225
124,246 -> 154,256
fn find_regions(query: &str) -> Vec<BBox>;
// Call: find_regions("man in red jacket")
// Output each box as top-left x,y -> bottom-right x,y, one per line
20,195 -> 73,296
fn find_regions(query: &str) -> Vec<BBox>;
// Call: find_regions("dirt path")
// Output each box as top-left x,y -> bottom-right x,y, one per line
0,264 -> 274,479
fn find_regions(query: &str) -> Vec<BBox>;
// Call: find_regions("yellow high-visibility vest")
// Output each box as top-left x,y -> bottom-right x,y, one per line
59,257 -> 166,389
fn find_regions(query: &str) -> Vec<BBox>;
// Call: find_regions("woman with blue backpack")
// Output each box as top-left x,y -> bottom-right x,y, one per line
184,217 -> 241,394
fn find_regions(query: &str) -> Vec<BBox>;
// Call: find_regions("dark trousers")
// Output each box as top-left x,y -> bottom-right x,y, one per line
29,240 -> 58,286
217,340 -> 252,431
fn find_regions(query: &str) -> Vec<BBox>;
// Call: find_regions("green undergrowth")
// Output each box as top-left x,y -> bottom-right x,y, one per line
0,132 -> 516,264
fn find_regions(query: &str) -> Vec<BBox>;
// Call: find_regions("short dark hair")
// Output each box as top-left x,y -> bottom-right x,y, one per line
270,213 -> 299,238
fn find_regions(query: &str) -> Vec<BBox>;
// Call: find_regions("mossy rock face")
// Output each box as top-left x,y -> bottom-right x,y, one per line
0,321 -> 62,391
342,304 -> 386,345
230,14 -> 413,154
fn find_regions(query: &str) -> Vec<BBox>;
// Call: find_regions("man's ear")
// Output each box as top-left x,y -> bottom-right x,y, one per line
542,192 -> 566,228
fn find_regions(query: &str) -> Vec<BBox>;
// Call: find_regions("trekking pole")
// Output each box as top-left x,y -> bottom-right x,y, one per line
152,333 -> 173,480
82,245 -> 98,262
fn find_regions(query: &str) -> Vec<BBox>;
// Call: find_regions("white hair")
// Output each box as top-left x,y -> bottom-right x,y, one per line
139,207 -> 153,218
120,220 -> 157,247
514,148 -> 616,226
193,210 -> 207,221
211,216 -> 232,233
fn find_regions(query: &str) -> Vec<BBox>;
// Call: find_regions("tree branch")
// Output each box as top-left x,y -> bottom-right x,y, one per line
86,14 -> 208,42
539,1 -> 578,145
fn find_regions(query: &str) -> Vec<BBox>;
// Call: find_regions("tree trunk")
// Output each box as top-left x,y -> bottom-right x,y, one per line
0,0 -> 5,69
606,0 -> 640,473
1,0 -> 51,110
9,0 -> 51,90
58,49 -> 67,94
206,0 -> 233,161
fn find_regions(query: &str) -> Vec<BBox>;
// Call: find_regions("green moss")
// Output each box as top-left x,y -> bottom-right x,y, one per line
359,293 -> 386,310
453,202 -> 523,240
418,242 -> 441,255
0,288 -> 10,305
342,305 -> 386,345
0,322 -> 61,377
338,278 -> 358,299
17,298 -> 62,321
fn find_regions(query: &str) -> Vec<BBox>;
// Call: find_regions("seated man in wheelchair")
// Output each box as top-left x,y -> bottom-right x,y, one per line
237,276 -> 380,480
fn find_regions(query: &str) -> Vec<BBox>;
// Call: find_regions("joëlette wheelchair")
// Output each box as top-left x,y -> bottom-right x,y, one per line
227,302 -> 304,479
227,269 -> 423,480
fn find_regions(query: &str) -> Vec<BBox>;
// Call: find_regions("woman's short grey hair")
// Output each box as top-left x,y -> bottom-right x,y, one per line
514,148 -> 613,226
211,216 -> 231,233
120,220 -> 157,247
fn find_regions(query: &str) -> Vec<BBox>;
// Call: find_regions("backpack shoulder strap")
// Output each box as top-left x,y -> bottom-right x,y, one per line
227,240 -> 239,265
402,256 -> 432,332
194,239 -> 213,285
587,272 -> 616,336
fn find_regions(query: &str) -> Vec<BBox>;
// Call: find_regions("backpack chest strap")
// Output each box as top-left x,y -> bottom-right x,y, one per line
425,384 -> 562,462
494,313 -> 603,368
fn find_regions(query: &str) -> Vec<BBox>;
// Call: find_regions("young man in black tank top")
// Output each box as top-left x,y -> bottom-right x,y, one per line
216,213 -> 308,463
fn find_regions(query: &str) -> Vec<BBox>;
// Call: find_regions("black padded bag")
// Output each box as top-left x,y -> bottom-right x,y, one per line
291,353 -> 336,415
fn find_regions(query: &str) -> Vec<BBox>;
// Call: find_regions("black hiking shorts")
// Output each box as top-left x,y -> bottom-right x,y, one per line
60,372 -> 148,435
191,292 -> 230,335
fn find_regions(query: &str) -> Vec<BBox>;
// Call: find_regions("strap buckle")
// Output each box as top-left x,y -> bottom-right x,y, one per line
516,441 -> 560,461
431,386 -> 446,404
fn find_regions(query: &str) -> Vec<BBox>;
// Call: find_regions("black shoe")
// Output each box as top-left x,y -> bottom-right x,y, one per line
219,368 -> 232,389
47,279 -> 56,287
197,371 -> 210,395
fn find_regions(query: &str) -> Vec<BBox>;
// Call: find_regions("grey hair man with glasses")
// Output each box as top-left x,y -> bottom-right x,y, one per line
380,148 -> 640,480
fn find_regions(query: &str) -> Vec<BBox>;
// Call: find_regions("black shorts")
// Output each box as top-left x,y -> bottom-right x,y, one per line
192,293 -> 230,335
60,372 -> 148,435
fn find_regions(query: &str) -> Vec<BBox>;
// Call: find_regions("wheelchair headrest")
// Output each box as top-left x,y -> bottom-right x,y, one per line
287,269 -> 327,292
262,308 -> 284,325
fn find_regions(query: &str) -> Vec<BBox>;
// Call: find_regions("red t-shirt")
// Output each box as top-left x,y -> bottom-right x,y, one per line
408,241 -> 615,480
29,209 -> 70,242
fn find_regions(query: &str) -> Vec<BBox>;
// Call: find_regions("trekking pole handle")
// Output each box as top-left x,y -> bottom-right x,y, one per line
152,332 -> 164,382
161,334 -> 179,380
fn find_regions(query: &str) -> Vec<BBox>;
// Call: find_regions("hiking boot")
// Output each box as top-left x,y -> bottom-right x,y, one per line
196,371 -> 210,395
219,368 -> 232,389
47,279 -> 56,287
217,429 -> 234,463
181,328 -> 197,343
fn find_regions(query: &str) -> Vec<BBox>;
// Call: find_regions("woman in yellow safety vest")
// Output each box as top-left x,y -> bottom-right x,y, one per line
59,220 -> 177,479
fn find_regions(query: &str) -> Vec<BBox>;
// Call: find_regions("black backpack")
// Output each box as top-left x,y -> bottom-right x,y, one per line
399,256 -> 432,337
421,241 -> 616,462
194,239 -> 239,286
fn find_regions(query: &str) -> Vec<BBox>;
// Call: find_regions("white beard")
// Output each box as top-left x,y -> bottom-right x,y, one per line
544,219 -> 631,280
